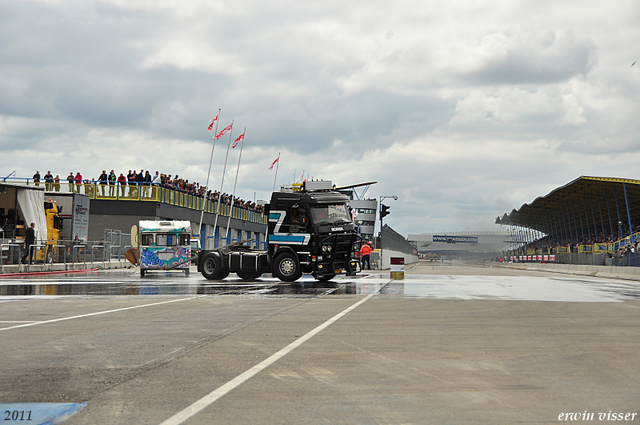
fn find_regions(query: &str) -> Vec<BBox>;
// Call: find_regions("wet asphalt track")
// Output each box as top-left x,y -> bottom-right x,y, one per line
1,262 -> 639,424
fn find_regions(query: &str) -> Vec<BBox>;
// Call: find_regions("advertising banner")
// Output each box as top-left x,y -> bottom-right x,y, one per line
433,235 -> 478,244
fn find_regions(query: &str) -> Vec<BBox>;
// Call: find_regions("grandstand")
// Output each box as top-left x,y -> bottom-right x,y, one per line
495,176 -> 640,266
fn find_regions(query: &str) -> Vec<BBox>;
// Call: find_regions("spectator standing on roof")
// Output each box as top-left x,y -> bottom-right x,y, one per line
33,171 -> 40,187
53,175 -> 60,192
98,170 -> 108,196
44,171 -> 54,191
127,170 -> 136,197
117,173 -> 127,197
151,170 -> 160,198
135,169 -> 144,198
143,170 -> 151,197
67,172 -> 75,192
74,172 -> 83,194
108,170 -> 116,196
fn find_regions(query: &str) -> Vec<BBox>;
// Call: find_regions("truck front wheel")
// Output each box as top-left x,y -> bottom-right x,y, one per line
273,252 -> 302,282
201,253 -> 224,280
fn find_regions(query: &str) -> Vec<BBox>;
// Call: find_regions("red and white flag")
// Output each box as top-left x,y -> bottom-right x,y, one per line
232,132 -> 244,149
215,123 -> 233,139
268,157 -> 279,170
207,114 -> 219,131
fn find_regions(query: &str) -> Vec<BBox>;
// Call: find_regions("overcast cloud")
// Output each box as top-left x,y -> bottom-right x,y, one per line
1,0 -> 639,236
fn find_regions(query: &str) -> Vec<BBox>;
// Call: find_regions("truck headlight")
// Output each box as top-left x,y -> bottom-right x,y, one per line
322,245 -> 332,253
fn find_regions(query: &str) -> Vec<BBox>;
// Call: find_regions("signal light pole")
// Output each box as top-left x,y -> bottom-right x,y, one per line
378,195 -> 398,269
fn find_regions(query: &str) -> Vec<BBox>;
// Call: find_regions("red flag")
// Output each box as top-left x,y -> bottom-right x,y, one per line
207,114 -> 219,131
232,132 -> 244,149
268,156 -> 279,170
215,123 -> 233,139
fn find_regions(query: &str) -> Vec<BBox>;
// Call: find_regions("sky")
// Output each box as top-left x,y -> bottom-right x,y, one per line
1,0 -> 639,237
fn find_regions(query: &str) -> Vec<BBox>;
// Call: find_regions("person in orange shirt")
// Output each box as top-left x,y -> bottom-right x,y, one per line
359,241 -> 372,270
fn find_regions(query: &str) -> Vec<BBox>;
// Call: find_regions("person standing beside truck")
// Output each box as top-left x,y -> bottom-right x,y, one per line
359,241 -> 372,270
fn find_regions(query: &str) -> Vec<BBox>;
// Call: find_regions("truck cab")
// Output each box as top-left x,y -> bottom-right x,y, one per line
198,180 -> 362,282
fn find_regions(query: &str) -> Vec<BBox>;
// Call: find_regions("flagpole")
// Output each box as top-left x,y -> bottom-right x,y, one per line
272,152 -> 280,192
225,128 -> 246,240
198,109 -> 221,245
213,120 -> 234,245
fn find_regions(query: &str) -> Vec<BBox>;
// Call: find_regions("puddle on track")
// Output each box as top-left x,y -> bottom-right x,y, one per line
0,271 -> 365,297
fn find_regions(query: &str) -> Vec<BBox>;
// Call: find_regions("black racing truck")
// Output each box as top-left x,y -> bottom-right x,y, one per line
197,180 -> 362,282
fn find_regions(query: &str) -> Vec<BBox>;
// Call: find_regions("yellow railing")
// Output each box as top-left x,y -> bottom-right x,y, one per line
72,182 -> 266,225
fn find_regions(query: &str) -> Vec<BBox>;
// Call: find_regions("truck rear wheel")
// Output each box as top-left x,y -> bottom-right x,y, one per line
273,252 -> 302,282
201,253 -> 224,280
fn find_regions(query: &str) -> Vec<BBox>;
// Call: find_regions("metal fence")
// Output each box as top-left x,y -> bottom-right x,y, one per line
1,235 -> 134,272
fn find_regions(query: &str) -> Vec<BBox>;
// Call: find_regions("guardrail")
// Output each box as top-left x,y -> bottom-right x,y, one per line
1,243 -> 21,272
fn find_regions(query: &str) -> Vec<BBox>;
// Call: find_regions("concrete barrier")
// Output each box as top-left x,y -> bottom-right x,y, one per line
503,262 -> 640,281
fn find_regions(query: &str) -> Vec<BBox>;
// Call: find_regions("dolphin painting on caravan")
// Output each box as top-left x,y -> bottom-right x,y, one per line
136,220 -> 192,277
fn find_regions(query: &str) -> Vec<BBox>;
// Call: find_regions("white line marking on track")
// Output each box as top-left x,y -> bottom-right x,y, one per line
159,291 -> 381,425
0,297 -> 200,333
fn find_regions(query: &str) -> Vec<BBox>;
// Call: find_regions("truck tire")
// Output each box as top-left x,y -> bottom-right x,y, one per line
201,252 -> 224,280
273,252 -> 302,282
236,269 -> 262,281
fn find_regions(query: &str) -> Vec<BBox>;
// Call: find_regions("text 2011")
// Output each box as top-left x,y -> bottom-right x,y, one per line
4,410 -> 32,421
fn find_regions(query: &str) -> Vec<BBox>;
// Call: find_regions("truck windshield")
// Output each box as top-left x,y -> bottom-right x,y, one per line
310,204 -> 352,225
